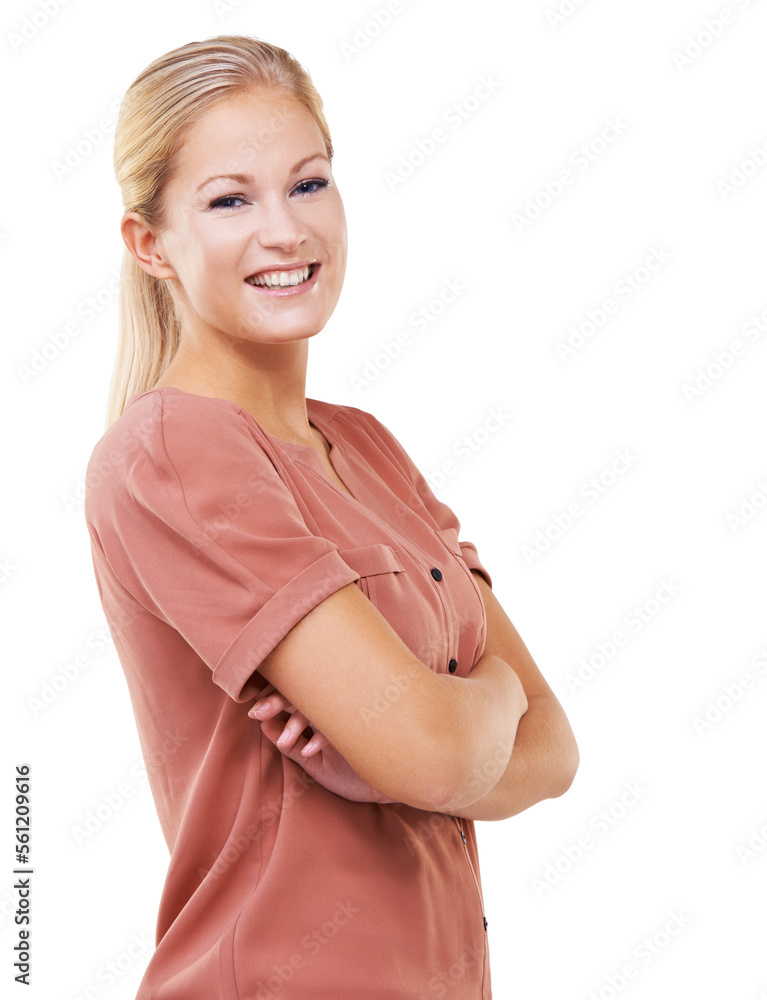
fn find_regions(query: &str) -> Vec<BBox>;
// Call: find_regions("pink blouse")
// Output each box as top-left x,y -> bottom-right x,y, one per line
84,386 -> 495,999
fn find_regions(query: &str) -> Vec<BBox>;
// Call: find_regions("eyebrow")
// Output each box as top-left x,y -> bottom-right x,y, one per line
195,153 -> 330,193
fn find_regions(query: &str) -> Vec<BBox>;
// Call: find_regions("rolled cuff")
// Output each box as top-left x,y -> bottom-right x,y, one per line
212,550 -> 361,702
459,541 -> 493,590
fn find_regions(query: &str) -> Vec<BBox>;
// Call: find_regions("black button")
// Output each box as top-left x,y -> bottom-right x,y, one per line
448,659 -> 458,673
483,916 -> 488,930
430,567 -> 443,581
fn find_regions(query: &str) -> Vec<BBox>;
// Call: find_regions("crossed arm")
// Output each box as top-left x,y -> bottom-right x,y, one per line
447,570 -> 579,820
250,570 -> 579,820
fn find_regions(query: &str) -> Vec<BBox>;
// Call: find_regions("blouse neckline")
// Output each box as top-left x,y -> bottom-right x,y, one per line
127,386 -> 354,498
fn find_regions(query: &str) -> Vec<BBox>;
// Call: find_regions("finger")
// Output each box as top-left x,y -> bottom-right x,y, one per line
248,683 -> 276,717
302,731 -> 330,757
260,717 -> 319,771
249,688 -> 294,720
272,710 -> 313,750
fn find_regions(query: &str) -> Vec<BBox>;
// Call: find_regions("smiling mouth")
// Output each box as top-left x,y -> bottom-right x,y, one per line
245,264 -> 317,288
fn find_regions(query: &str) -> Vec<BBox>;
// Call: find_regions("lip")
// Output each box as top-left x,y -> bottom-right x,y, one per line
244,260 -> 320,297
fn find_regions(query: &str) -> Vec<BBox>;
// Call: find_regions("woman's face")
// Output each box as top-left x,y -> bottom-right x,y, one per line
151,88 -> 347,348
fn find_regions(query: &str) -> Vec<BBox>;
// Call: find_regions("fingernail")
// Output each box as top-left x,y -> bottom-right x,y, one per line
277,730 -> 289,745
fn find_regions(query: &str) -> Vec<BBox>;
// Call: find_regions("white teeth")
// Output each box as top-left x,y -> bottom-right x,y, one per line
248,265 -> 312,288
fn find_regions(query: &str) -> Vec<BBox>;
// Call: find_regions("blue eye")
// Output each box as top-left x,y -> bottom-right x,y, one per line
209,194 -> 247,209
293,178 -> 329,196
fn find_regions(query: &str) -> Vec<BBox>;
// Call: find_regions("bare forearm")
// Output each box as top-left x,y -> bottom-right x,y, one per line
426,653 -> 528,813
253,571 -> 572,813
252,652 -> 528,811
445,694 -> 579,821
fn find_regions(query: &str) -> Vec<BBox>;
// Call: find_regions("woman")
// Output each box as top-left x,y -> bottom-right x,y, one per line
84,34 -> 578,999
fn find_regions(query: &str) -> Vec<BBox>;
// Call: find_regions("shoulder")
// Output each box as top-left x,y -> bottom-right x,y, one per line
84,388 -> 263,526
311,398 -> 456,528
309,398 -> 416,479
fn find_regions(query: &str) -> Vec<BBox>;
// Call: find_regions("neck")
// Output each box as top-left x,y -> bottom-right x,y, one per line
155,336 -> 315,445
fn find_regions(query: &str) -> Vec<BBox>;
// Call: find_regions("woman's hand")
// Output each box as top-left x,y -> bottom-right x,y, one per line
249,683 -> 330,754
249,686 -> 397,804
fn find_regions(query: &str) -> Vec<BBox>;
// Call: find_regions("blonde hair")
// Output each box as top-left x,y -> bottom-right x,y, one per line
106,35 -> 333,428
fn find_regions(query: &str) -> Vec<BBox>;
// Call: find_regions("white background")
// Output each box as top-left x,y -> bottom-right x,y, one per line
3,0 -> 766,998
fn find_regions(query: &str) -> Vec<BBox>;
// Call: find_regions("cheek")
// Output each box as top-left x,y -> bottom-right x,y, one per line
181,227 -> 246,287
318,194 -> 347,258
326,221 -> 348,269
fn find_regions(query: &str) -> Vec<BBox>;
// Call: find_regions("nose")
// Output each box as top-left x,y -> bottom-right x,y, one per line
256,194 -> 306,252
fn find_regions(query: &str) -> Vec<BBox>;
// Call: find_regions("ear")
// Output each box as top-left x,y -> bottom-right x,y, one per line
121,212 -> 177,280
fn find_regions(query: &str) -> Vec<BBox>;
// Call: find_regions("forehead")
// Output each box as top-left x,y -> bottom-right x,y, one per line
174,90 -> 323,180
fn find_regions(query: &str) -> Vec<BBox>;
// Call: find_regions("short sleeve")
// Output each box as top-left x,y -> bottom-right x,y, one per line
84,392 -> 361,702
353,409 -> 493,589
